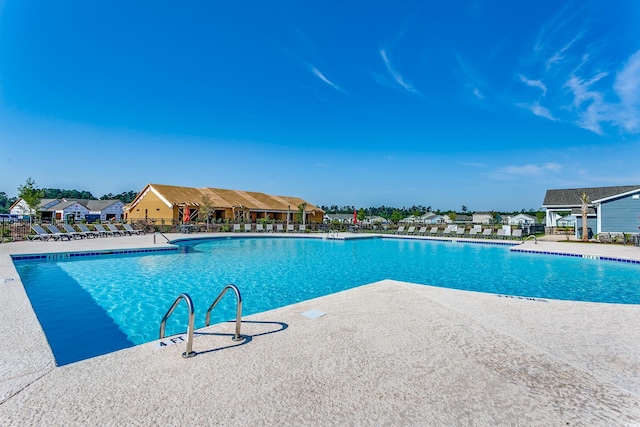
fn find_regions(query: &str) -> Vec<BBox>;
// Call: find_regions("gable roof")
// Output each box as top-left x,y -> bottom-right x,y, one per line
127,183 -> 323,213
543,185 -> 640,207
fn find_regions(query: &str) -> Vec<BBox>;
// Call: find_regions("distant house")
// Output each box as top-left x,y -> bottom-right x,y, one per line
398,215 -> 419,224
418,213 -> 437,223
556,215 -> 576,227
361,216 -> 389,225
453,214 -> 473,224
508,214 -> 536,226
324,213 -> 355,224
10,198 -> 125,222
472,212 -> 493,224
542,185 -> 640,236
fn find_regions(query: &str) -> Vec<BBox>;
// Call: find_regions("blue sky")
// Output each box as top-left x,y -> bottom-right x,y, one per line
1,1 -> 639,211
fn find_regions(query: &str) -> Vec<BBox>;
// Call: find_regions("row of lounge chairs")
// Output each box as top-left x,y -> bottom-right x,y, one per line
29,223 -> 144,241
395,226 -> 523,240
233,224 -> 306,233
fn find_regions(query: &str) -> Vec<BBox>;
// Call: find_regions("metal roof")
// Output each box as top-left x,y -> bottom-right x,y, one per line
129,183 -> 323,213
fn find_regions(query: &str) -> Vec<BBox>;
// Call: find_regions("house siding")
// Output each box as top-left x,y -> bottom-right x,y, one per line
600,192 -> 640,233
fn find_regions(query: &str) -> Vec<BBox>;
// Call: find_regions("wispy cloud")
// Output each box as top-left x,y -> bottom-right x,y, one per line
517,101 -> 557,121
519,74 -> 547,97
545,34 -> 581,70
308,65 -> 341,92
563,49 -> 640,134
499,162 -> 562,175
379,48 -> 420,95
473,88 -> 484,100
458,161 -> 487,168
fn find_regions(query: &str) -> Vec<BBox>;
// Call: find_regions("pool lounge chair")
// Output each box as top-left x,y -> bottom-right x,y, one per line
77,224 -> 101,238
266,224 -> 274,232
456,228 -> 466,237
233,224 -> 241,232
44,224 -> 74,241
276,224 -> 284,232
496,229 -> 506,239
418,226 -> 427,235
244,224 -> 252,232
511,229 -> 523,240
396,226 -> 405,235
299,224 -> 306,232
104,224 -> 125,236
406,226 -> 415,235
122,223 -> 144,235
29,225 -> 53,241
93,224 -> 115,237
60,223 -> 88,239
255,224 -> 264,232
482,228 -> 493,239
468,228 -> 479,238
287,224 -> 295,232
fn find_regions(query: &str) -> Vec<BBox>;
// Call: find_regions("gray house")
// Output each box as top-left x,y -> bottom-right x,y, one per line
542,185 -> 640,237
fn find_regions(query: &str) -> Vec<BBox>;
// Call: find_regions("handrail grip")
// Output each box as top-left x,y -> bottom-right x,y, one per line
159,293 -> 196,358
154,231 -> 170,244
205,284 -> 243,341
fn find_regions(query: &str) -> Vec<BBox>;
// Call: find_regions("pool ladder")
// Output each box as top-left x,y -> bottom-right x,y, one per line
159,284 -> 244,358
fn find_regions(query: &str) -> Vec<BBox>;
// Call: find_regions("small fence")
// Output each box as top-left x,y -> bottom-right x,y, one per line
1,217 -> 540,243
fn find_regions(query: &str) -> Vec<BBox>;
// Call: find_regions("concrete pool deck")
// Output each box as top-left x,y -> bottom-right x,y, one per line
1,233 -> 639,425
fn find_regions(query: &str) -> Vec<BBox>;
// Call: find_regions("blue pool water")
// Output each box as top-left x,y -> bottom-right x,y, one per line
14,237 -> 640,365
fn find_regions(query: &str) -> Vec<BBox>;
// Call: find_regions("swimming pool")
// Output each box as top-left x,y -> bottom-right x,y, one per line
13,237 -> 640,365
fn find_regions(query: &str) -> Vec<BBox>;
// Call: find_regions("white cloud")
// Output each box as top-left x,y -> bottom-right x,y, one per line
545,34 -> 581,70
380,48 -> 420,95
473,88 -> 484,100
518,101 -> 557,121
309,66 -> 340,91
563,49 -> 640,134
499,162 -> 562,175
519,74 -> 547,97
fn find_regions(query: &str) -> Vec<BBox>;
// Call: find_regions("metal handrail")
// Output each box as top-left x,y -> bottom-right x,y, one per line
205,284 -> 243,341
154,231 -> 170,244
159,293 -> 196,358
525,234 -> 538,244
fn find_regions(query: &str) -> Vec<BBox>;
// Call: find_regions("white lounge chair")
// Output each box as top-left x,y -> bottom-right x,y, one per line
429,227 -> 439,236
266,224 -> 274,232
287,224 -> 295,232
244,224 -> 252,232
255,224 -> 264,232
511,229 -> 523,240
456,228 -> 466,237
418,226 -> 427,235
396,226 -> 405,234
482,228 -> 493,239
276,224 -> 284,232
233,224 -> 241,232
496,229 -> 506,239
406,226 -> 415,235
299,224 -> 306,232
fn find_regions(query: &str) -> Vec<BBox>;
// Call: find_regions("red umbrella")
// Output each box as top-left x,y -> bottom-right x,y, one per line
353,209 -> 357,224
184,205 -> 190,223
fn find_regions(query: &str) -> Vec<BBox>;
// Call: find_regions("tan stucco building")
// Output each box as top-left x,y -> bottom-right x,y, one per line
125,183 -> 324,223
